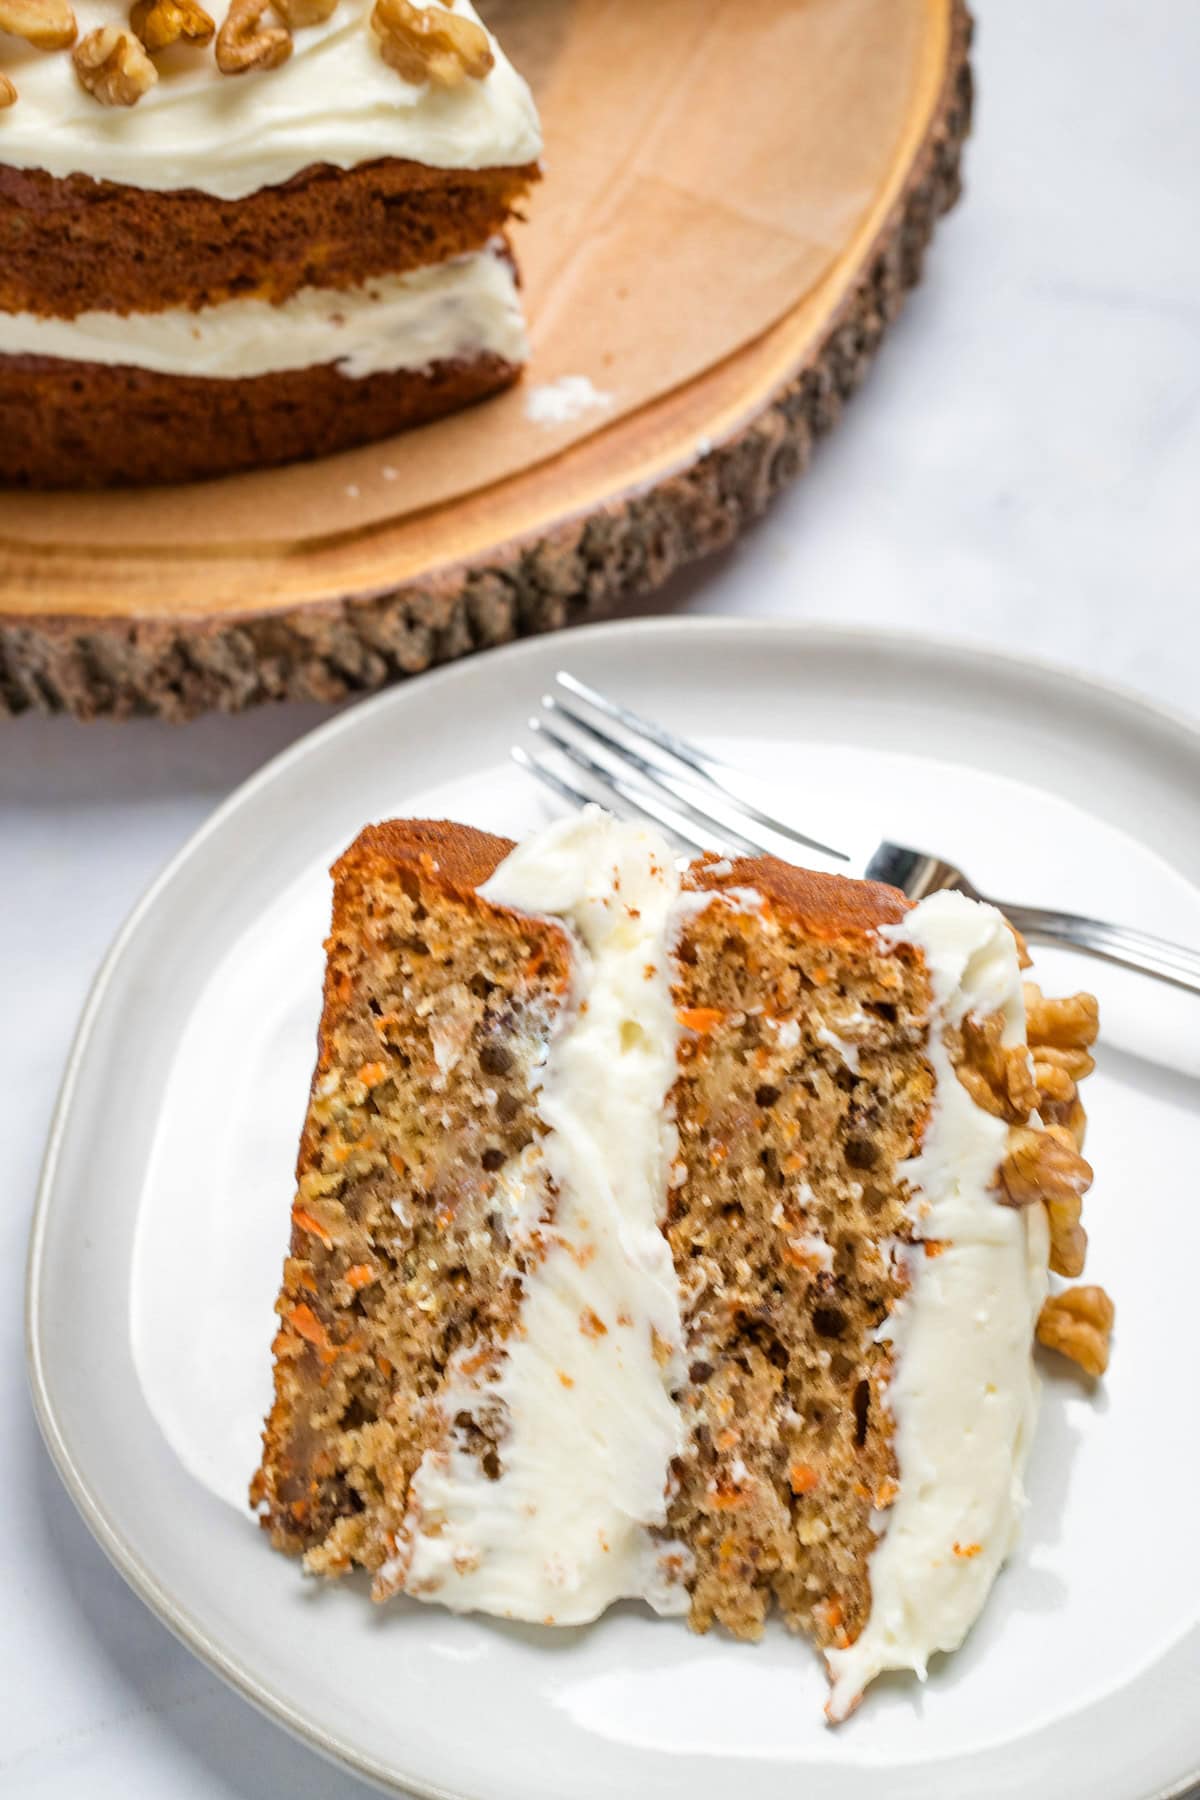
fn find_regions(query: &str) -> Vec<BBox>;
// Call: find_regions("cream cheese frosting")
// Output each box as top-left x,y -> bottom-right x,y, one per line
0,0 -> 541,198
396,810 -> 692,1623
825,891 -> 1049,1721
0,243 -> 527,377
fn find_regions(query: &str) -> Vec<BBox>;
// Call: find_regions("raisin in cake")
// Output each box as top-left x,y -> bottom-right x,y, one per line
252,809 -> 1109,1719
0,0 -> 539,486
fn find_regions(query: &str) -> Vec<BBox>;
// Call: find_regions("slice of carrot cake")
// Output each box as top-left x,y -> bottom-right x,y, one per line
251,808 -> 1109,1718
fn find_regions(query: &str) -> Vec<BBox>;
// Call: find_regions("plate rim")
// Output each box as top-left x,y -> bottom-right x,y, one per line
25,616 -> 1200,1800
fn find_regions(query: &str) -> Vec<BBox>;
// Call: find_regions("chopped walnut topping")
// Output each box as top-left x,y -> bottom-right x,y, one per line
1033,1057 -> 1074,1111
371,0 -> 493,88
73,27 -> 157,104
274,0 -> 335,22
216,0 -> 291,72
958,1051 -> 1036,1122
949,1009 -> 1037,1123
1036,1284 -> 1114,1377
0,71 -> 15,105
995,1122 -> 1092,1276
1024,984 -> 1099,1052
1032,1050 -> 1089,1146
130,0 -> 213,50
1045,1204 -> 1086,1279
1042,1123 -> 1091,1274
0,0 -> 76,49
996,1123 -> 1092,1209
1030,1042 -> 1096,1083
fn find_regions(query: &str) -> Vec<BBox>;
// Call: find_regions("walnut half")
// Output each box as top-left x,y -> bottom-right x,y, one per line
997,1123 -> 1092,1207
130,0 -> 214,50
1024,984 -> 1099,1052
216,0 -> 291,72
0,0 -> 76,49
996,1122 -> 1092,1277
73,27 -> 157,105
1036,1285 -> 1114,1377
1031,1043 -> 1093,1149
950,1009 -> 1038,1124
371,0 -> 494,88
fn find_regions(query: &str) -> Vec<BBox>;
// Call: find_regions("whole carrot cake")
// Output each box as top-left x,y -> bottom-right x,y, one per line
0,0 -> 540,486
252,809 -> 1111,1719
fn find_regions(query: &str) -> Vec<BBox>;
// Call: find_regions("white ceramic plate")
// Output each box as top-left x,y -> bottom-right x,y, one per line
27,620 -> 1200,1800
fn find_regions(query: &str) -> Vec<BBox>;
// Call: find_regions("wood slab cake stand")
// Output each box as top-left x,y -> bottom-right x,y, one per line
0,1 -> 972,721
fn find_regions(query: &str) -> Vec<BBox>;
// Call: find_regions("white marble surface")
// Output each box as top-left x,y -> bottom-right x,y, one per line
3,4 -> 1198,1795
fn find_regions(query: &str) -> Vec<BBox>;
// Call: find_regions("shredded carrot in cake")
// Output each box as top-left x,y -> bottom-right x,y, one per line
292,1206 -> 333,1249
287,1303 -> 329,1350
676,1006 -> 725,1035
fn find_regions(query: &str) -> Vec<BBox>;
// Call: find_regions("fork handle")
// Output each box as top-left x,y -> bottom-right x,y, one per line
998,903 -> 1200,996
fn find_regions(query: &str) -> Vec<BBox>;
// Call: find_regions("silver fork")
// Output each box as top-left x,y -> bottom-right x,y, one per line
512,671 -> 1200,996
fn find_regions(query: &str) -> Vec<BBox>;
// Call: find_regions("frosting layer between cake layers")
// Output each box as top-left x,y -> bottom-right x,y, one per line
0,244 -> 527,379
0,0 -> 541,198
396,811 -> 691,1622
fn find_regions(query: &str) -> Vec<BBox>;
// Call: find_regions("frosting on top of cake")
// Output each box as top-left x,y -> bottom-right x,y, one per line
395,810 -> 692,1623
825,892 -> 1049,1721
0,0 -> 541,199
0,240 -> 528,377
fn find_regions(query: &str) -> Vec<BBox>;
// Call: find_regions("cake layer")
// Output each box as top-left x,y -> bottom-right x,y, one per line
0,247 -> 527,381
0,0 -> 540,199
253,820 -> 575,1568
0,158 -> 536,320
0,349 -> 519,487
663,856 -> 930,1652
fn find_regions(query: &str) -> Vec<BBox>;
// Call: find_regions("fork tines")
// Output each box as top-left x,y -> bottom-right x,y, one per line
514,671 -> 847,863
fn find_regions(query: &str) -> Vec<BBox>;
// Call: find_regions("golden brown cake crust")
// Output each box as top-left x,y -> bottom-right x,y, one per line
691,852 -> 911,938
0,350 -> 520,488
346,835 -> 912,940
0,157 -> 538,318
343,819 -> 514,898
